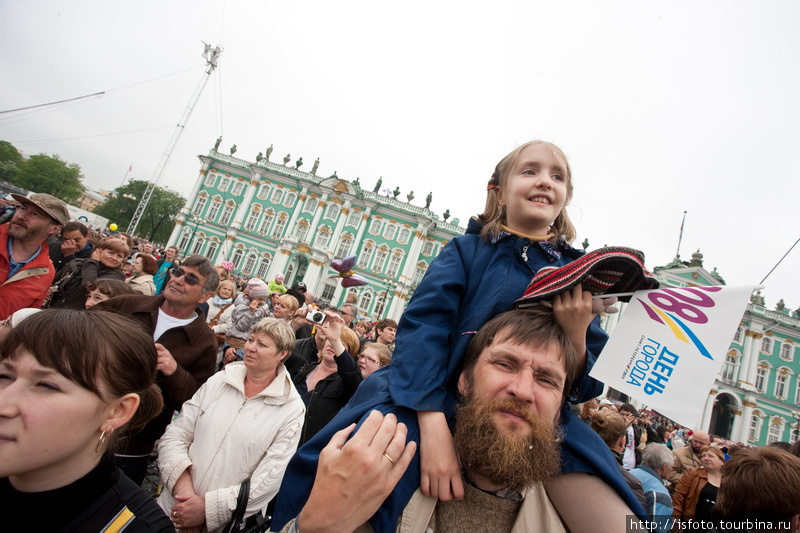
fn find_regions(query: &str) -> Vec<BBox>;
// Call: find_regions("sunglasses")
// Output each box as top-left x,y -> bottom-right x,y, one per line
170,267 -> 202,286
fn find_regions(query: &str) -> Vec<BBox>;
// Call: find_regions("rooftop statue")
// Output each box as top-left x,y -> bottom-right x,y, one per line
283,153 -> 291,165
265,144 -> 273,161
311,158 -> 320,175
425,192 -> 432,209
373,177 -> 383,193
296,157 -> 304,169
230,144 -> 237,155
214,136 -> 222,151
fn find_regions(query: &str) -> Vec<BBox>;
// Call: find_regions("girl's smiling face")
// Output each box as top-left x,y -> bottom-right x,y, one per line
499,143 -> 568,236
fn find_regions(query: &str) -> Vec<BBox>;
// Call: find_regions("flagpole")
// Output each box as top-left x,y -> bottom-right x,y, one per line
675,210 -> 687,259
119,164 -> 132,189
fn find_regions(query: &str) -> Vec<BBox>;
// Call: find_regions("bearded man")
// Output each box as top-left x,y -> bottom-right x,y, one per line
0,194 -> 68,318
279,308 -> 644,533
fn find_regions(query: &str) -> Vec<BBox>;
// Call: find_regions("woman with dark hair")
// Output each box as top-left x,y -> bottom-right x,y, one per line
127,253 -> 158,295
0,309 -> 172,532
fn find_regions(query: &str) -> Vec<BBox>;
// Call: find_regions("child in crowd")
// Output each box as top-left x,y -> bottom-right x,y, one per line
268,272 -> 288,294
274,140 -> 640,531
49,237 -> 130,309
85,279 -> 135,309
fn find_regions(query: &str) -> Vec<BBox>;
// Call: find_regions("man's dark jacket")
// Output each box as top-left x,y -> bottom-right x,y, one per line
96,294 -> 217,455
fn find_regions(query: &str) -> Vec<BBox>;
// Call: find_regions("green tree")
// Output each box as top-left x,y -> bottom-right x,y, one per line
94,180 -> 185,244
0,140 -> 24,183
15,153 -> 85,203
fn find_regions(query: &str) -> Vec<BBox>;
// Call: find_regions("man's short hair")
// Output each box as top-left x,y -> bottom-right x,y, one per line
376,318 -> 397,331
640,443 -> 674,471
618,403 -> 638,417
461,307 -> 580,402
182,254 -> 219,293
62,221 -> 88,237
715,447 -> 800,525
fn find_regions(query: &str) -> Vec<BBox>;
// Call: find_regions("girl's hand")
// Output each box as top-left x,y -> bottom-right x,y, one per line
552,284 -> 594,372
592,296 -> 619,315
223,347 -> 237,364
418,411 -> 464,501
248,298 -> 262,313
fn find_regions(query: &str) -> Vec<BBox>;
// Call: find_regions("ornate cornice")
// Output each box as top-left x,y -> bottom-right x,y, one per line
742,400 -> 757,408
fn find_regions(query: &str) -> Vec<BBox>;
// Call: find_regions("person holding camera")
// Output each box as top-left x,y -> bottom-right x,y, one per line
289,310 -> 362,446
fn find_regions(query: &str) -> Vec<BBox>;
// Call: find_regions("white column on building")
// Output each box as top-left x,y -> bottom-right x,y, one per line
739,330 -> 754,386
269,247 -> 292,280
699,389 -> 717,430
351,207 -> 374,253
737,399 -> 756,443
167,217 -> 186,248
229,174 -> 259,231
745,329 -> 764,385
218,234 -> 236,263
327,199 -> 351,254
397,220 -> 435,282
308,193 -> 329,235
730,406 -> 744,442
184,159 -> 212,212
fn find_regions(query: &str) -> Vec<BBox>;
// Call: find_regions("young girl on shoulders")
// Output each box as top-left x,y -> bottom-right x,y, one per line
274,140 -> 632,531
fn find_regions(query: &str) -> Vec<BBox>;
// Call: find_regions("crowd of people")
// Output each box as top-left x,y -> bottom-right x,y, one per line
1,141 -> 799,533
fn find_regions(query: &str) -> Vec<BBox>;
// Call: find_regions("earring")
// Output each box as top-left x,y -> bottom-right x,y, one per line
95,428 -> 113,453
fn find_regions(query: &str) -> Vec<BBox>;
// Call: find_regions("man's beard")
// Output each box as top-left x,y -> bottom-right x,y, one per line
454,393 -> 561,492
8,219 -> 49,243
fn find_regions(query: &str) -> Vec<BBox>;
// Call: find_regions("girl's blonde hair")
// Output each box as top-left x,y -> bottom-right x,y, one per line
477,140 -> 576,243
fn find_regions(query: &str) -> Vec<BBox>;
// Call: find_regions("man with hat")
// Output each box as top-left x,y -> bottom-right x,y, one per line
0,193 -> 69,318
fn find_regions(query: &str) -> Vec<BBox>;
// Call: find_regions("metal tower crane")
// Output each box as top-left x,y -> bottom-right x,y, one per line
127,44 -> 222,235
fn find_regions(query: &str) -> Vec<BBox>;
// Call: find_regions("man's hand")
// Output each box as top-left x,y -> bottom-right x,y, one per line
297,411 -> 417,533
419,410 -> 464,501
223,347 -> 238,365
155,343 -> 179,376
60,238 -> 77,257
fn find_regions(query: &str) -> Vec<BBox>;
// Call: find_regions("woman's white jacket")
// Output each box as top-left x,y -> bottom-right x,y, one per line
157,362 -> 305,531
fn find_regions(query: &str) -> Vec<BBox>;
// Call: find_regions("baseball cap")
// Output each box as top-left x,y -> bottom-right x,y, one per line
11,193 -> 69,226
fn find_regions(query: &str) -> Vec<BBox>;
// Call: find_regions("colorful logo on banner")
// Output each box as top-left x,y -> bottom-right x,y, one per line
589,285 -> 754,427
636,287 -> 722,360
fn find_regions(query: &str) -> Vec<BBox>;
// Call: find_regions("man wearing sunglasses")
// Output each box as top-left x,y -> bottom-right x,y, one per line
95,254 -> 220,485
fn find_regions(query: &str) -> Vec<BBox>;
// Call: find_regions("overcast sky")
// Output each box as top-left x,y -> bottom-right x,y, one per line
2,0 -> 799,310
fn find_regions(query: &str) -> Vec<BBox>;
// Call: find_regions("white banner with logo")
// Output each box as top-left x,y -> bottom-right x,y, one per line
589,285 -> 754,427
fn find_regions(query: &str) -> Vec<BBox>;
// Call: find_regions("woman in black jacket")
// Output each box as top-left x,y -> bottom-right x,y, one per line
291,311 -> 362,445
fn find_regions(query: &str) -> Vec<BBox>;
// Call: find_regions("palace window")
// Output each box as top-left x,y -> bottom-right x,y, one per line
766,421 -> 783,445
398,228 -> 411,244
207,198 -> 222,220
193,195 -> 208,216
204,173 -> 216,187
780,343 -> 793,361
294,221 -> 310,243
755,366 -> 768,392
748,415 -> 760,442
795,379 -> 800,404
270,215 -> 287,240
271,188 -> 284,204
369,219 -> 382,235
314,227 -> 331,250
258,210 -> 275,234
374,294 -> 387,318
244,207 -> 260,232
231,249 -> 244,269
219,203 -> 235,226
178,231 -> 190,251
775,372 -> 788,399
256,255 -> 271,278
257,184 -> 269,199
283,192 -> 297,208
321,281 -> 337,303
359,291 -> 374,314
421,240 -> 434,256
384,224 -> 397,241
219,177 -> 230,192
358,242 -> 375,269
347,211 -> 361,227
303,198 -> 318,214
191,237 -> 204,256
206,241 -> 218,261
386,251 -> 404,278
325,203 -> 340,220
412,263 -> 427,285
721,355 -> 738,384
373,248 -> 388,272
335,235 -> 353,258
761,337 -> 772,354
734,327 -> 743,343
243,253 -> 257,274
232,181 -> 244,196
